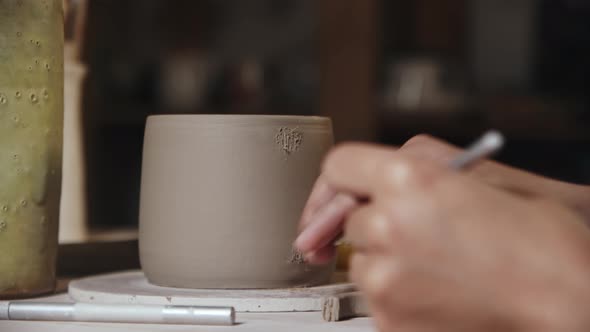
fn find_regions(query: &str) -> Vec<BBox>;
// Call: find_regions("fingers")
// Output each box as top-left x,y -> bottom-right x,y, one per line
319,135 -> 483,199
349,251 -> 401,331
321,143 -> 400,197
298,175 -> 337,232
295,193 -> 357,253
317,135 -> 463,208
303,245 -> 337,265
297,147 -> 447,259
322,143 -> 447,197
297,141 -> 452,266
349,252 -> 370,290
400,134 -> 460,164
345,204 -> 397,253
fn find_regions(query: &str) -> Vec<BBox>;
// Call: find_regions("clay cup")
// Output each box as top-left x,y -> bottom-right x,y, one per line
139,115 -> 335,289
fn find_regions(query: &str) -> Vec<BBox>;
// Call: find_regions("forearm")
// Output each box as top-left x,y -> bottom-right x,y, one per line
472,161 -> 590,221
400,135 -> 590,220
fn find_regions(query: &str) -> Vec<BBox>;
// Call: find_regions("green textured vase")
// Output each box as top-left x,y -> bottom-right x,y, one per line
0,0 -> 63,298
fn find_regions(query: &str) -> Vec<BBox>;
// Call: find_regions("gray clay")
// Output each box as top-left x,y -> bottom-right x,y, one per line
139,115 -> 335,289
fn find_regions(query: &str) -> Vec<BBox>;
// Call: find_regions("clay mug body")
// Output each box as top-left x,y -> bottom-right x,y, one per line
139,115 -> 335,289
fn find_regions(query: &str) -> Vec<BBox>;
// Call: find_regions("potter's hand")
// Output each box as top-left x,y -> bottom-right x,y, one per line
319,146 -> 590,331
294,135 -> 590,264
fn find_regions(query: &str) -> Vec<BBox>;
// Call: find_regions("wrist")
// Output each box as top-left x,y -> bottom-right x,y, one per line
519,284 -> 590,331
472,161 -> 590,221
573,185 -> 590,222
515,239 -> 590,331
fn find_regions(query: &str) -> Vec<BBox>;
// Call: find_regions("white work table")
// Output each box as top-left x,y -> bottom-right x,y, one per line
0,294 -> 374,332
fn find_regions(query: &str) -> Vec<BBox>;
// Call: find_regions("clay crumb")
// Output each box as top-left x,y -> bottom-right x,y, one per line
275,127 -> 303,155
288,247 -> 306,264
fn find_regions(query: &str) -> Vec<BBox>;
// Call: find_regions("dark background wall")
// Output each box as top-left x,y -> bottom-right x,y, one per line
74,0 -> 590,227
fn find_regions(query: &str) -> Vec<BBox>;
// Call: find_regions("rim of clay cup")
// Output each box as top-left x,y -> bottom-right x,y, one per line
146,114 -> 332,127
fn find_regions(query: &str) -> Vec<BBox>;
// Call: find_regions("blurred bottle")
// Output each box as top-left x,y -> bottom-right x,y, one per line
0,0 -> 64,298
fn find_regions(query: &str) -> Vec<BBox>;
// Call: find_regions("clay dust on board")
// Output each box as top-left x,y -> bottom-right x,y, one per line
275,127 -> 303,155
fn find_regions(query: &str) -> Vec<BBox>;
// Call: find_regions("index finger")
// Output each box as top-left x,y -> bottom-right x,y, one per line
298,175 -> 337,232
321,143 -> 399,197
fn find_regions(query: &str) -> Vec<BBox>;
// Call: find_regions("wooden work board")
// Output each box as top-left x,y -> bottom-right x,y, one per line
69,271 -> 356,312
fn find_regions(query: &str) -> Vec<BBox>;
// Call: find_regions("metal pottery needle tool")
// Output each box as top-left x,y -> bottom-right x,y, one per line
321,130 -> 505,322
448,130 -> 505,170
0,301 -> 235,326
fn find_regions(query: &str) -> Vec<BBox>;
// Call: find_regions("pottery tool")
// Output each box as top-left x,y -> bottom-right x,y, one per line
321,130 -> 505,322
448,130 -> 505,170
0,301 -> 235,326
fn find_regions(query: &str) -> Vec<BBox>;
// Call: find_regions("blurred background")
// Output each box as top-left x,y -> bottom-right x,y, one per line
65,0 -> 590,231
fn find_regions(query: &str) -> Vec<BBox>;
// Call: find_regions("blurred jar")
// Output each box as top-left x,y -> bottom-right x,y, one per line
0,0 -> 64,298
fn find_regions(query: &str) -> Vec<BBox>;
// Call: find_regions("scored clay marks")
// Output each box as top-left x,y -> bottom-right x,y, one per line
275,127 -> 303,155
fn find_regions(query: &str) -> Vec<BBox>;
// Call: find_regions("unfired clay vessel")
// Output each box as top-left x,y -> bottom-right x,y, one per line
139,115 -> 334,289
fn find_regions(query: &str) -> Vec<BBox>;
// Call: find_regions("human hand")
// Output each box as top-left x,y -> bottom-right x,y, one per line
295,136 -> 590,264
316,145 -> 590,331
